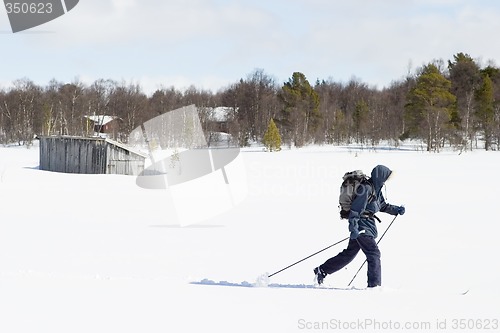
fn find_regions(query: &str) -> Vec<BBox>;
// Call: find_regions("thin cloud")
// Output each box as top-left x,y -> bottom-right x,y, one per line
2,0 -> 500,92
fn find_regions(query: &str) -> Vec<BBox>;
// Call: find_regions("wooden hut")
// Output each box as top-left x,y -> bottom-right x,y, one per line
38,136 -> 147,176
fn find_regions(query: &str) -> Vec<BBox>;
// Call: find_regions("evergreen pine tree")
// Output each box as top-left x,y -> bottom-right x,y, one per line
278,72 -> 320,147
263,119 -> 281,151
405,63 -> 456,152
475,74 -> 495,150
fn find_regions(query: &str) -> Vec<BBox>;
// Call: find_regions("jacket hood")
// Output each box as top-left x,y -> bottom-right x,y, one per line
371,165 -> 392,193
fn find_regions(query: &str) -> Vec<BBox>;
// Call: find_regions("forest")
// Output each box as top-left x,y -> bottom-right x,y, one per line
1,52 -> 499,152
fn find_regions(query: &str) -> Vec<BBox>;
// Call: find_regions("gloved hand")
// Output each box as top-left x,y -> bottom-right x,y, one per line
348,212 -> 360,239
350,229 -> 359,240
397,206 -> 405,215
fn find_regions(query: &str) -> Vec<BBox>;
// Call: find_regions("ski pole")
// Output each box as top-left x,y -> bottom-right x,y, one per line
268,237 -> 349,278
347,214 -> 398,287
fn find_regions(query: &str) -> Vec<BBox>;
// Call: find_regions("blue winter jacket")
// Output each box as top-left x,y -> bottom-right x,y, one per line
348,165 -> 400,239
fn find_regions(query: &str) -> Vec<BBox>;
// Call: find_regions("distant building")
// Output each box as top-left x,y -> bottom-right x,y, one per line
84,115 -> 122,138
204,107 -> 237,147
38,136 -> 147,176
207,107 -> 233,133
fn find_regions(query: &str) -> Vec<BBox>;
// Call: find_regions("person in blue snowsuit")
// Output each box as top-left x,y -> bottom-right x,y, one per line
314,165 -> 405,288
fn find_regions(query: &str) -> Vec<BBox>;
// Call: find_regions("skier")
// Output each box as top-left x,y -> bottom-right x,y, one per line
314,165 -> 405,288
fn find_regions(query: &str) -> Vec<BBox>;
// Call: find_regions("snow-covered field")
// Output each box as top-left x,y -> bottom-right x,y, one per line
1,143 -> 499,332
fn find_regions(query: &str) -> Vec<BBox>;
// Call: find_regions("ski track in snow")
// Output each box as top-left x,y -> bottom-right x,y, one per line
191,278 -> 470,295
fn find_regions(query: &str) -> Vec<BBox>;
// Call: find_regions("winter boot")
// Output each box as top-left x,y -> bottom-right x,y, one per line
313,266 -> 327,285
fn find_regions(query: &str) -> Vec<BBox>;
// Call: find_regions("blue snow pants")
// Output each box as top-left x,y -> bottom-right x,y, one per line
320,235 -> 381,287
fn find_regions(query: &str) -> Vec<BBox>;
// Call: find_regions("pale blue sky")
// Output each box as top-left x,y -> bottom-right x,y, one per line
1,0 -> 500,95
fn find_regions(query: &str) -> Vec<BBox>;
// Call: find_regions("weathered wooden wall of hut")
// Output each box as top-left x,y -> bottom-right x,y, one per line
39,136 -> 145,175
105,139 -> 146,175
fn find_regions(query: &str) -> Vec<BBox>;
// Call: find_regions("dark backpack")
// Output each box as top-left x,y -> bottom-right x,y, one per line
338,170 -> 372,219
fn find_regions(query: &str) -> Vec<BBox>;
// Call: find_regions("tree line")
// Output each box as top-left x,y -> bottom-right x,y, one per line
1,52 -> 499,151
